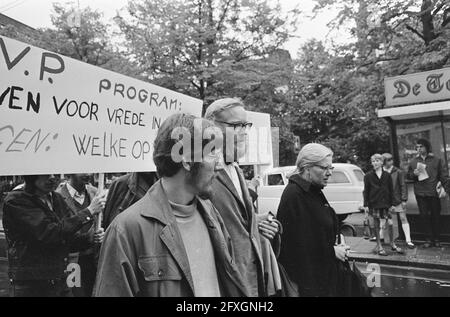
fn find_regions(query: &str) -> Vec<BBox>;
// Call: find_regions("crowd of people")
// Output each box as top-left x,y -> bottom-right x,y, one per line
1,97 -> 449,297
363,138 -> 448,256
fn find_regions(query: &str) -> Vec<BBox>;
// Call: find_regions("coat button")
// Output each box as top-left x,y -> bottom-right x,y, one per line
158,270 -> 164,277
86,216 -> 91,221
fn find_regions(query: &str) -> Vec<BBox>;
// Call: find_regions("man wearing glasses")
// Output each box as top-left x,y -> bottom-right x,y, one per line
407,139 -> 448,248
205,98 -> 281,297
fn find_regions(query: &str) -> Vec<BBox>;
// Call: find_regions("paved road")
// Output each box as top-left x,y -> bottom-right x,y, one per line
0,258 -> 449,297
356,263 -> 450,297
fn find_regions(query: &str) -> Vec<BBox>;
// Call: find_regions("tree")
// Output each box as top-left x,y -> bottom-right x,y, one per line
116,0 -> 299,111
286,0 -> 450,170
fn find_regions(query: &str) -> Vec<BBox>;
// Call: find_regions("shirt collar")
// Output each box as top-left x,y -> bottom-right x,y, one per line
416,152 -> 434,159
383,166 -> 393,173
66,183 -> 85,198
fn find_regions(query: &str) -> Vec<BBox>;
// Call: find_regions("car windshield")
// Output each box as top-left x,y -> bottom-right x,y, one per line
328,171 -> 351,184
353,169 -> 364,182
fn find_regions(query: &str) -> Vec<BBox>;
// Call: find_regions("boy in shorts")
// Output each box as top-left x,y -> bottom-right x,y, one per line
363,154 -> 403,255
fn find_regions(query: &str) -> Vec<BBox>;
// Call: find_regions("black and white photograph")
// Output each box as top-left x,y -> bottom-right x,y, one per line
1,0 -> 450,300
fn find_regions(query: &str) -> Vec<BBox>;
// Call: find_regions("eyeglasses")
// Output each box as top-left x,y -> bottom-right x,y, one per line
314,165 -> 335,172
215,120 -> 253,131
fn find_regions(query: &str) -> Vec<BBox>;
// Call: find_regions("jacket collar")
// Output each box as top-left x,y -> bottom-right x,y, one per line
139,180 -> 175,225
139,179 -> 243,295
127,172 -> 149,197
384,166 -> 397,174
59,183 -> 78,213
416,152 -> 434,159
289,173 -> 313,192
127,172 -> 138,192
139,180 -> 218,227
215,168 -> 247,211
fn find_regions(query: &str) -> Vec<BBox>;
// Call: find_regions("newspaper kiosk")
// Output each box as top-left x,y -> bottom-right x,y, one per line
379,67 -> 450,241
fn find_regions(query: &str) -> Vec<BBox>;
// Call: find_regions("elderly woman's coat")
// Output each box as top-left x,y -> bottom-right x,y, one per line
277,173 -> 339,297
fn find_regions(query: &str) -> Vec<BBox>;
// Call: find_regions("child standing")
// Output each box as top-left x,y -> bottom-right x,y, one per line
363,154 -> 403,255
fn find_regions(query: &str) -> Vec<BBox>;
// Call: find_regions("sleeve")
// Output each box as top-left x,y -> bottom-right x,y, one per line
406,160 -> 418,181
437,158 -> 449,188
4,196 -> 93,246
93,224 -> 139,297
363,175 -> 370,207
68,222 -> 95,252
387,173 -> 394,206
399,170 -> 408,202
102,179 -> 124,228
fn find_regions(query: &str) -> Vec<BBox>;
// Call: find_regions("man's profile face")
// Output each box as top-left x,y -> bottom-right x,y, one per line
34,175 -> 58,195
187,152 -> 222,199
215,106 -> 248,163
71,173 -> 90,185
384,156 -> 394,169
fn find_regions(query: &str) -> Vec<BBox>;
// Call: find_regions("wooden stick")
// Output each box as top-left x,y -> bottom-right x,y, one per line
96,173 -> 105,231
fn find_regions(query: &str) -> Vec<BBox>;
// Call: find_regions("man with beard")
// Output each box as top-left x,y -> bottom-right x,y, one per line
205,98 -> 281,297
56,174 -> 105,296
3,174 -> 106,297
94,113 -> 246,297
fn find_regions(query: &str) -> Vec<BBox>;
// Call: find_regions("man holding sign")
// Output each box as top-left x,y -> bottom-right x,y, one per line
56,174 -> 105,297
2,174 -> 106,297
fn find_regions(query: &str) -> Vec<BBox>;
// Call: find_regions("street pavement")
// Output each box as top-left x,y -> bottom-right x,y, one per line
346,237 -> 450,270
345,212 -> 450,296
355,263 -> 450,297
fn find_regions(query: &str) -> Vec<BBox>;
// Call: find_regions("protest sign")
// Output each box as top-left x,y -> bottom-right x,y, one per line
240,111 -> 273,166
0,35 -> 203,175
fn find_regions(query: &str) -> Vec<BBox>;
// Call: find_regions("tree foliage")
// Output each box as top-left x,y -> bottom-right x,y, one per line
116,0 -> 299,108
0,3 -> 139,76
289,0 -> 450,170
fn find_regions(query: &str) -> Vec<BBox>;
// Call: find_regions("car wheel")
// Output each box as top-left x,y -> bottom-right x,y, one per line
340,223 -> 356,237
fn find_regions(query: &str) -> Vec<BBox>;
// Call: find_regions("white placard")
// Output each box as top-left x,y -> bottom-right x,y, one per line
0,35 -> 203,175
239,111 -> 273,166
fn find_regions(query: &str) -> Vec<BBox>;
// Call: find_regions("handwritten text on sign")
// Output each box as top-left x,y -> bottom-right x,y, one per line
0,35 -> 203,176
384,67 -> 450,107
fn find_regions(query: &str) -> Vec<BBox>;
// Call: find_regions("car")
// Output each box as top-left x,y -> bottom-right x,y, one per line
256,163 -> 365,236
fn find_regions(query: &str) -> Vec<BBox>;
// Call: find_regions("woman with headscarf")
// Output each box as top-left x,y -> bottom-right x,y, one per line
277,143 -> 349,297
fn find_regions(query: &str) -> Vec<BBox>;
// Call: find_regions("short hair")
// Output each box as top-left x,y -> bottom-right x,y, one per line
153,113 -> 219,177
295,143 -> 333,172
416,138 -> 431,153
382,153 -> 393,160
23,175 -> 42,194
371,153 -> 384,163
204,98 -> 245,120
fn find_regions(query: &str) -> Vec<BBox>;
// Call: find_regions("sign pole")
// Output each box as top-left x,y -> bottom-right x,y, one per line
96,173 -> 104,231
